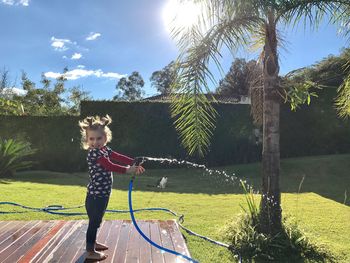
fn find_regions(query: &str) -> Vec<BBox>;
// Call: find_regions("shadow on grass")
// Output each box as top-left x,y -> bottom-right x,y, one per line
0,180 -> 11,184
2,154 -> 349,205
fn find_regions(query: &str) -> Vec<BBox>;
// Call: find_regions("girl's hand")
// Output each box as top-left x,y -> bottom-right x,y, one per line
126,165 -> 145,175
135,165 -> 145,175
126,165 -> 137,174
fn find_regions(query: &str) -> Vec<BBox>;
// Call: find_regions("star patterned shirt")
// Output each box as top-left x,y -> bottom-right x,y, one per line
86,146 -> 134,197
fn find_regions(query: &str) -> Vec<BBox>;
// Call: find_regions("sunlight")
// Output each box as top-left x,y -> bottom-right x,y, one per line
162,0 -> 201,32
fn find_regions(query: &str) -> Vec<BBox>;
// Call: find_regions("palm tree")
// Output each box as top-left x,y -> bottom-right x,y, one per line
169,0 -> 350,235
334,5 -> 350,117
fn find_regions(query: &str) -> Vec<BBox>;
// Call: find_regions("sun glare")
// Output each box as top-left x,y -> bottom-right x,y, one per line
162,0 -> 201,32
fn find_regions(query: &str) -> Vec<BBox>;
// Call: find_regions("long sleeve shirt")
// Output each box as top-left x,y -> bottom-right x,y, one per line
86,146 -> 134,197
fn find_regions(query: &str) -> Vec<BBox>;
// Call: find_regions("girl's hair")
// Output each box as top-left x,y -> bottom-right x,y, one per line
79,114 -> 112,149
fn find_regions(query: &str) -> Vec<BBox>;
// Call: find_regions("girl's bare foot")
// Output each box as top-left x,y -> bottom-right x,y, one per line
95,242 -> 108,251
86,250 -> 107,261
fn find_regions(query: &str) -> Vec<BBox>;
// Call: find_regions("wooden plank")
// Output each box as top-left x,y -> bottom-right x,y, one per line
0,221 -> 21,241
31,220 -> 77,263
51,220 -> 86,263
0,220 -> 191,263
104,220 -> 125,263
0,221 -> 8,228
0,221 -> 31,248
0,221 -> 11,232
125,222 -> 141,263
70,238 -> 87,263
159,220 -> 177,263
149,220 -> 165,263
46,221 -> 83,262
165,220 -> 190,263
70,220 -> 108,263
138,221 -> 152,263
67,221 -> 88,263
17,221 -> 66,263
3,221 -> 56,263
0,221 -> 40,261
96,220 -> 112,246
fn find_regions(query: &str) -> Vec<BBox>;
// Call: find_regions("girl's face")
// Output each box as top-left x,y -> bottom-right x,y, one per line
86,129 -> 107,149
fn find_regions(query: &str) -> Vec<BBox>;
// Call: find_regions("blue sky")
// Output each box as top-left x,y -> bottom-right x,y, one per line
0,0 -> 348,100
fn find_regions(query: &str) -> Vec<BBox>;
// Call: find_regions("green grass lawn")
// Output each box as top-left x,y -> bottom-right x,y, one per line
0,154 -> 349,262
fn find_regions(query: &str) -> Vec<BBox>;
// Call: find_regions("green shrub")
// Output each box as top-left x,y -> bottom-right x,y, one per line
0,138 -> 37,177
219,180 -> 336,262
221,211 -> 335,262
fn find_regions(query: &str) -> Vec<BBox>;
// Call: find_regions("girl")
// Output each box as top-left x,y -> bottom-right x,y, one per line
79,114 -> 145,261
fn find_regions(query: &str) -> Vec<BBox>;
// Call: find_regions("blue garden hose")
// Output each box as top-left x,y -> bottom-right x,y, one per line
128,178 -> 199,263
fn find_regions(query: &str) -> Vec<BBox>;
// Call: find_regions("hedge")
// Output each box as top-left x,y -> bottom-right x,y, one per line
0,116 -> 85,172
80,101 -> 259,167
1,88 -> 350,172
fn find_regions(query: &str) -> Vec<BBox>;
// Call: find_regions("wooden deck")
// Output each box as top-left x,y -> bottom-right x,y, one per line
0,220 -> 191,263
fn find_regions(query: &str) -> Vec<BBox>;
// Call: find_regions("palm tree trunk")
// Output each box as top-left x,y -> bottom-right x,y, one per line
259,12 -> 282,235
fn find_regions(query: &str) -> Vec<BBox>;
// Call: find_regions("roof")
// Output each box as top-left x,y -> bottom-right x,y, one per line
143,94 -> 250,104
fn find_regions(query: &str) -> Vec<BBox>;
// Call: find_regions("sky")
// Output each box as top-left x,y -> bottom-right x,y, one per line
0,0 -> 349,100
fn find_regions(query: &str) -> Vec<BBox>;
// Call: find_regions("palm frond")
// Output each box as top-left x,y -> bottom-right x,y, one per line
0,138 -> 36,177
277,0 -> 348,30
335,73 -> 350,118
328,2 -> 350,38
169,1 -> 261,156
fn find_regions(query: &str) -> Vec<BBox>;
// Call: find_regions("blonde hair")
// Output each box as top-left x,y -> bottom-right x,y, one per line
79,114 -> 112,150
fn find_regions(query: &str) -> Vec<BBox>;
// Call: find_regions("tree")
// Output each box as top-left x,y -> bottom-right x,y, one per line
0,67 -> 23,115
0,67 -> 12,96
169,0 -> 349,235
216,58 -> 260,96
14,72 -> 65,115
150,61 -> 177,95
1,67 -> 92,115
114,71 -> 145,101
67,86 -> 92,115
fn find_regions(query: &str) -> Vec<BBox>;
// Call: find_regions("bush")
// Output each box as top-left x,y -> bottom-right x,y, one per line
219,181 -> 336,262
221,213 -> 335,262
0,138 -> 37,177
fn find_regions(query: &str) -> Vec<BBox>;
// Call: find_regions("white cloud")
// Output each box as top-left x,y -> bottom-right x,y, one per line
1,0 -> 29,6
77,65 -> 85,69
44,72 -> 62,79
44,67 -> 126,80
86,32 -> 101,41
19,0 -> 28,6
1,87 -> 27,96
101,72 -> 125,78
1,0 -> 15,5
71,53 -> 82,60
50,37 -> 76,51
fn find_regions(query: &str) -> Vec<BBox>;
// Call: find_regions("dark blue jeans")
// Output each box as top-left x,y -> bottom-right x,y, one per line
85,194 -> 110,251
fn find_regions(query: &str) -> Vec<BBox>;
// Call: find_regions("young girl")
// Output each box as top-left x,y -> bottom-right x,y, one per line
79,114 -> 145,261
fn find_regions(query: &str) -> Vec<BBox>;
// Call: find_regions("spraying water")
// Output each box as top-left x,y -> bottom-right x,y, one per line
139,156 -> 279,208
142,156 -> 253,190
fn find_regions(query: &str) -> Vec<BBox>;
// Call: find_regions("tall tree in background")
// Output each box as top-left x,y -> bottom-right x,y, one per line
14,71 -> 67,115
0,67 -> 14,96
0,68 -> 22,115
67,86 -> 91,115
114,71 -> 145,101
2,67 -> 89,116
169,0 -> 349,235
216,58 -> 260,96
150,61 -> 177,95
